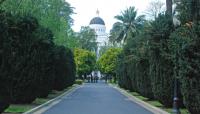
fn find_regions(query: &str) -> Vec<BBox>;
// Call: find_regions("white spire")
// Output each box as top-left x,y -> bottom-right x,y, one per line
96,9 -> 99,17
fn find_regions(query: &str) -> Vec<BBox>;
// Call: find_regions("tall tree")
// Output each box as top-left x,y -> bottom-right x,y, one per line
166,0 -> 172,16
77,26 -> 97,52
74,48 -> 96,79
1,0 -> 74,47
110,6 -> 145,43
109,22 -> 124,44
97,48 -> 122,82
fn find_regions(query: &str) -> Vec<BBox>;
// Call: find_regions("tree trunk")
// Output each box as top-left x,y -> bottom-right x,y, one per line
192,0 -> 200,22
166,0 -> 172,16
113,75 -> 117,83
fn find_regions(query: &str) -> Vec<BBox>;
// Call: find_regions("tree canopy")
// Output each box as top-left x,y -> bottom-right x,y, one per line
77,26 -> 97,51
1,0 -> 75,48
98,48 -> 121,75
109,6 -> 146,43
74,48 -> 96,78
115,1 -> 200,114
0,1 -> 76,113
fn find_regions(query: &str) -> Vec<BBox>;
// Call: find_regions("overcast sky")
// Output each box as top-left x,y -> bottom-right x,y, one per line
66,0 -> 165,32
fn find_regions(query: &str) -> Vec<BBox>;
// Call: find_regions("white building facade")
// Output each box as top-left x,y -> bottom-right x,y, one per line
89,15 -> 108,58
89,11 -> 108,78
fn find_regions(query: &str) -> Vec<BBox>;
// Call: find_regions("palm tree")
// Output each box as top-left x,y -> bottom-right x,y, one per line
109,22 -> 124,44
109,6 -> 145,44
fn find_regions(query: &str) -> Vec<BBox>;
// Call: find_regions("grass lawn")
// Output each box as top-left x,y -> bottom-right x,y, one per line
4,85 -> 76,114
128,91 -> 190,114
4,104 -> 34,113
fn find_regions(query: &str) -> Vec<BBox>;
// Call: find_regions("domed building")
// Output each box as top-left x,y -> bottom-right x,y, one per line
89,10 -> 108,78
89,10 -> 108,58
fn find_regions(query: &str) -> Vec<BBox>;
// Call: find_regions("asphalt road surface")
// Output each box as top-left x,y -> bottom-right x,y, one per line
43,81 -> 153,114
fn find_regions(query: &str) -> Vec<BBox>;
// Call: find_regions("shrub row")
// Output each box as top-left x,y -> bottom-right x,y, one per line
117,14 -> 200,114
0,11 -> 75,113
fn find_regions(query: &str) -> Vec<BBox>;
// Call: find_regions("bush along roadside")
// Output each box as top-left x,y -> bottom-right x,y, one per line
0,10 -> 75,113
114,84 -> 190,114
4,85 -> 77,114
115,13 -> 199,114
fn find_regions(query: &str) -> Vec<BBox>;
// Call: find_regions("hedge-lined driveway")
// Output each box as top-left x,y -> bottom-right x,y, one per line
43,82 -> 153,114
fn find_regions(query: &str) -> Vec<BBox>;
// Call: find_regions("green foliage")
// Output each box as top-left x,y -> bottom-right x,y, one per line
112,6 -> 153,97
147,14 -> 175,107
118,14 -> 176,106
75,79 -> 83,85
118,29 -> 154,98
117,53 -> 133,90
176,0 -> 192,23
0,9 -> 75,113
117,14 -> 180,107
98,48 -> 121,77
169,23 -> 200,114
53,46 -> 75,91
4,105 -> 33,113
176,0 -> 200,23
32,27 -> 55,98
1,0 -> 75,48
74,48 -> 96,78
0,14 -> 42,104
66,29 -> 81,49
77,26 -> 97,51
115,3 -> 200,114
110,6 -> 146,43
0,9 -> 9,112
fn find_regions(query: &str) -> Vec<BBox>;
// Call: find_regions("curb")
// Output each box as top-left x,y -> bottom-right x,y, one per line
109,84 -> 170,114
23,84 -> 82,114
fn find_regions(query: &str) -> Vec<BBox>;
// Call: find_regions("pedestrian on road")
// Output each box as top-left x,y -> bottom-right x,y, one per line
91,75 -> 94,83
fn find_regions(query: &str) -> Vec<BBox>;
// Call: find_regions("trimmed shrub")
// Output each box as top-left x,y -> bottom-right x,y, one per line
6,15 -> 54,103
118,31 -> 154,99
65,48 -> 76,87
0,13 -> 40,104
169,23 -> 200,114
117,53 -> 133,90
0,8 -> 75,113
33,27 -> 56,98
0,10 -> 10,113
53,46 -> 75,91
75,79 -> 83,85
148,14 -> 175,107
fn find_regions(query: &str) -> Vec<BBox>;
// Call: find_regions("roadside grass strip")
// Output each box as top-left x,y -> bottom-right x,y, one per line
4,84 -> 79,114
110,84 -> 190,114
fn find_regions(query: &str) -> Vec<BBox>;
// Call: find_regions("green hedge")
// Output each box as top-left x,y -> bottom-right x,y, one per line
169,23 -> 200,114
75,79 -> 83,85
53,46 -> 75,91
0,13 -> 41,104
0,11 -> 75,113
147,14 -> 174,107
117,54 -> 133,91
33,27 -> 56,98
117,14 -> 200,114
117,14 -> 182,107
0,10 -> 10,113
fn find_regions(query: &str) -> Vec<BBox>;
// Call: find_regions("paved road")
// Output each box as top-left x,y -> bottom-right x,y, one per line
44,82 -> 153,114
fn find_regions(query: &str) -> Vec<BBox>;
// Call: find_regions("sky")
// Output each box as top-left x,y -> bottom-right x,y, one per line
66,0 -> 164,33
